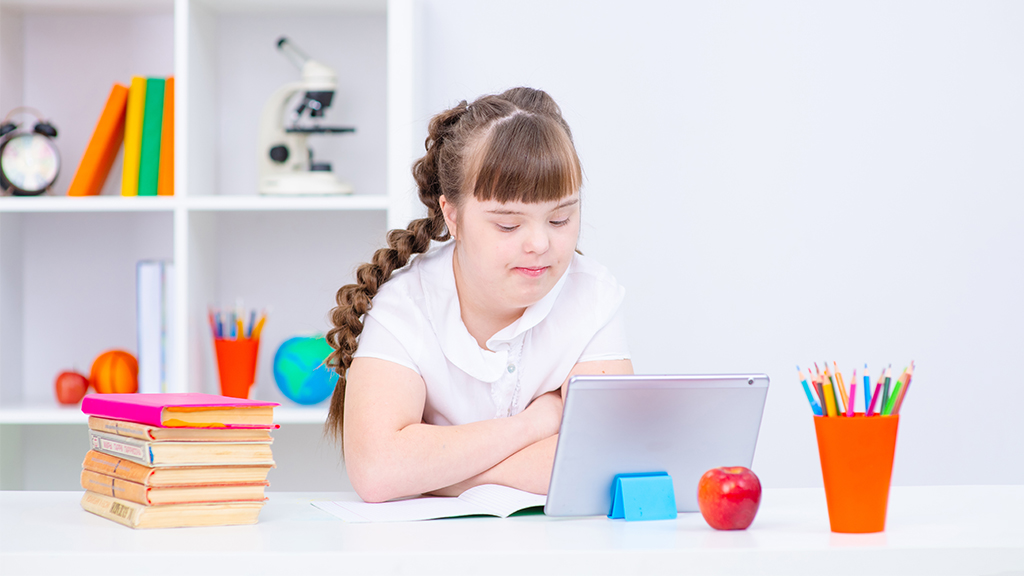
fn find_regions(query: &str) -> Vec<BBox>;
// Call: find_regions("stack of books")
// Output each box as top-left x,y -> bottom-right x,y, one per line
79,393 -> 279,529
67,76 -> 174,197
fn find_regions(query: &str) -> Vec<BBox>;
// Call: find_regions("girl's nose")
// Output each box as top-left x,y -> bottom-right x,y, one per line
523,225 -> 550,254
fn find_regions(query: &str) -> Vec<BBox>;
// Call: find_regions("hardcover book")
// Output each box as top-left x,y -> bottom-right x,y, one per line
81,491 -> 264,529
157,76 -> 174,196
120,76 -> 146,196
81,393 -> 278,429
88,417 -> 272,442
137,77 -> 165,196
66,83 -> 128,196
89,430 -> 275,467
81,469 -> 268,506
82,450 -> 274,487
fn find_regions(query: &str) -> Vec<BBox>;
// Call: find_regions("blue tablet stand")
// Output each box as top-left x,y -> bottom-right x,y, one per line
608,472 -> 678,521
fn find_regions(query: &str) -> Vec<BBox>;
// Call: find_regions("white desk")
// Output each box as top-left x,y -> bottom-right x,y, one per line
2,486 -> 1023,575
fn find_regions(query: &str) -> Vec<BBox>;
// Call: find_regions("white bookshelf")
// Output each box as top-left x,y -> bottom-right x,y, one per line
0,0 -> 419,488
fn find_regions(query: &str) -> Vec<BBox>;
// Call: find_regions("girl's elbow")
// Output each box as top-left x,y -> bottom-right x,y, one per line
346,457 -> 405,503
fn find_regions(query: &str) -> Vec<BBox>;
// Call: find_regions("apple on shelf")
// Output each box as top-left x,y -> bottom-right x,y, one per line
697,466 -> 762,530
55,371 -> 90,405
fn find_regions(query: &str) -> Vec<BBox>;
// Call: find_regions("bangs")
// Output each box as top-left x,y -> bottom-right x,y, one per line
469,112 -> 582,204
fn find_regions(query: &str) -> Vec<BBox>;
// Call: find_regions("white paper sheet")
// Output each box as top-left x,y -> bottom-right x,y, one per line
311,484 -> 547,523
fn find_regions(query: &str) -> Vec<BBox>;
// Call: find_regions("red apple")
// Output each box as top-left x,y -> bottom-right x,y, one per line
55,370 -> 90,405
697,466 -> 762,530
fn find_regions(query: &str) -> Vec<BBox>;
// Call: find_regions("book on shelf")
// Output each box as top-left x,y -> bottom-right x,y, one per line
66,83 -> 129,197
81,393 -> 279,429
89,430 -> 275,467
136,260 -> 175,394
81,490 -> 264,529
88,417 -> 273,442
83,449 -> 275,486
157,76 -> 174,196
121,76 -> 147,197
81,469 -> 268,506
137,77 -> 165,197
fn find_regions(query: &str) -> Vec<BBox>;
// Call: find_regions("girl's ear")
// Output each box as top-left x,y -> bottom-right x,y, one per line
439,195 -> 458,240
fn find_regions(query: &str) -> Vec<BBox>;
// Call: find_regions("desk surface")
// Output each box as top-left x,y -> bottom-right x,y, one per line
2,486 -> 1023,575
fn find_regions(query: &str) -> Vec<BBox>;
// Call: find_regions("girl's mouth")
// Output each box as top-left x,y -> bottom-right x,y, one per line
514,266 -> 548,278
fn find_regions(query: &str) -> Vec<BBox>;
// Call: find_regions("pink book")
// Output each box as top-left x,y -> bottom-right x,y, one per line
82,393 -> 280,429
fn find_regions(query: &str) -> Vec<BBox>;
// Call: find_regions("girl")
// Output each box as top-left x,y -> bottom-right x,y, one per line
325,87 -> 632,503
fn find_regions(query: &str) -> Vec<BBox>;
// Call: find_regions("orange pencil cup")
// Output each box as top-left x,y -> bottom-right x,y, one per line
213,338 -> 260,399
814,414 -> 899,533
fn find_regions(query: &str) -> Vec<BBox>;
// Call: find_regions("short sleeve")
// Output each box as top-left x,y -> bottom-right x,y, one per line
353,314 -> 420,374
577,305 -> 630,363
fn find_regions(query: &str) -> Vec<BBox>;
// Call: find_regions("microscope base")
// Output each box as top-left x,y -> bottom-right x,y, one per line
259,172 -> 354,195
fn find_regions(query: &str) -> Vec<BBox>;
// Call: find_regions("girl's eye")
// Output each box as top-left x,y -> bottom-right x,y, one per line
550,218 -> 570,227
497,224 -> 518,232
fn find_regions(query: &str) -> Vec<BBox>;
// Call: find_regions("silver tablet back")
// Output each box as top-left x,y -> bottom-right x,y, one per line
544,374 -> 769,516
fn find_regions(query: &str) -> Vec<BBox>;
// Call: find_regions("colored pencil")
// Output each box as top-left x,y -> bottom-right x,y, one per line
798,366 -> 823,416
893,361 -> 915,414
847,382 -> 857,417
822,376 -> 838,417
881,365 -> 892,414
252,314 -> 267,340
825,365 -> 844,415
883,367 -> 908,415
834,361 -> 849,414
849,369 -> 857,414
866,381 -> 883,416
863,364 -> 871,415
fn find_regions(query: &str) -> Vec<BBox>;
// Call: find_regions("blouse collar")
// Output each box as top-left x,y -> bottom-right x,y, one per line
419,241 -> 571,383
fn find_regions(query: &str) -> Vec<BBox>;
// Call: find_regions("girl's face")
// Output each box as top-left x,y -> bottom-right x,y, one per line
443,192 -> 581,312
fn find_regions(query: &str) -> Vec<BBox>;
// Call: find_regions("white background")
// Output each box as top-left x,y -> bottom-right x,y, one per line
417,0 -> 1024,487
2,1 -> 1022,491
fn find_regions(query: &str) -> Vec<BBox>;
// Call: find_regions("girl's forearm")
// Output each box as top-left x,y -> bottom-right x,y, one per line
345,414 -> 545,502
428,434 -> 559,497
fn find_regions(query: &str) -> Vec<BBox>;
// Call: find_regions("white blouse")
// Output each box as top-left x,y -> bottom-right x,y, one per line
353,241 -> 629,426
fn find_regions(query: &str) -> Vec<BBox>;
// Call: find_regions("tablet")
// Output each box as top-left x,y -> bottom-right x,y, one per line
544,374 -> 769,517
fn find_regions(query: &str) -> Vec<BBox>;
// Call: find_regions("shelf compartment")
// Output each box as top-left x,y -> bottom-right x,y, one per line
185,209 -> 386,406
0,211 -> 174,406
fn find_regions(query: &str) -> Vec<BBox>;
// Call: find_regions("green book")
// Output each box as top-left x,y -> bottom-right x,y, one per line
137,77 -> 166,197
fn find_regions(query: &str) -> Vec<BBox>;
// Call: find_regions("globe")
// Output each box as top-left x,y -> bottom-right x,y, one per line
272,336 -> 338,405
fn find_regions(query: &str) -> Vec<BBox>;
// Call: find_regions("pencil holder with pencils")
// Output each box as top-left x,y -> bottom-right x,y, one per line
798,361 -> 915,533
210,306 -> 266,399
814,414 -> 899,533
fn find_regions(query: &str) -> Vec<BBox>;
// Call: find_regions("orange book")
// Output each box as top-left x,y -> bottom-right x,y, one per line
157,76 -> 174,196
66,83 -> 129,196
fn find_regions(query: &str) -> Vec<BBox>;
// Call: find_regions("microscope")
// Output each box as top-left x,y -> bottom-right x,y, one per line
258,37 -> 354,195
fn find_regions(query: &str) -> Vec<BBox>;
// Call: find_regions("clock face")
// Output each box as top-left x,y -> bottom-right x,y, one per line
1,133 -> 60,193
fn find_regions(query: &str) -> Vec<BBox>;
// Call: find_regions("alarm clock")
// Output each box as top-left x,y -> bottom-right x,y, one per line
0,107 -> 60,196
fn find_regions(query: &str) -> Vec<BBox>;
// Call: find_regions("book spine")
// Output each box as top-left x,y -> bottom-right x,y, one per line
90,431 -> 154,466
121,76 -> 147,196
80,491 -> 142,529
81,470 -> 150,505
137,77 -> 165,196
157,76 -> 174,196
88,417 -> 157,441
81,395 -> 166,428
66,83 -> 129,196
82,449 -> 155,484
137,261 -> 165,394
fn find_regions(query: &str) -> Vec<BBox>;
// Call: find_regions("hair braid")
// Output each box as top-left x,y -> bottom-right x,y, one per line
324,105 -> 467,442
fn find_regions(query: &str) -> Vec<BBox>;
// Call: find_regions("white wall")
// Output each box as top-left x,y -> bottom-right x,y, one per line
418,0 -> 1024,487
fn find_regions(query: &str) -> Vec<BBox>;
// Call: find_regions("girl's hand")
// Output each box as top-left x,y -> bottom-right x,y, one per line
520,390 -> 563,441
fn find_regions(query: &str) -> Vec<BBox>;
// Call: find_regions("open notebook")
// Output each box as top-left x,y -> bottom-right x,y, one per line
312,484 -> 546,523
